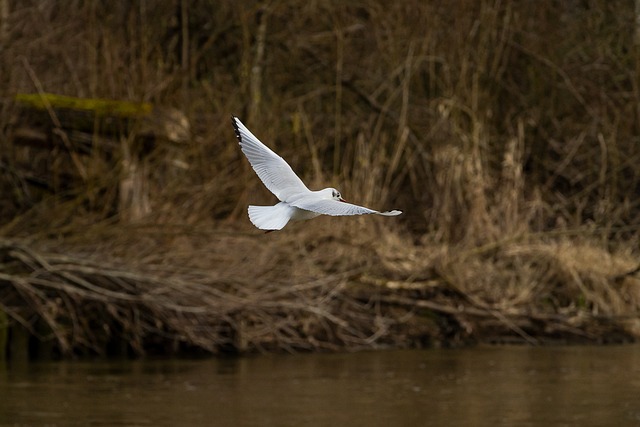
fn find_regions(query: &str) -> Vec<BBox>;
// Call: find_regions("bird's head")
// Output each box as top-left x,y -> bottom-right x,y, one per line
323,187 -> 346,202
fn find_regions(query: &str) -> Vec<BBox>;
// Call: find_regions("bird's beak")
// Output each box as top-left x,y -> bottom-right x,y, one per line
339,197 -> 347,203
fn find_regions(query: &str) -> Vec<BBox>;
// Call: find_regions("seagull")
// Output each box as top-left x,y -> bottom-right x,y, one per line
232,116 -> 402,231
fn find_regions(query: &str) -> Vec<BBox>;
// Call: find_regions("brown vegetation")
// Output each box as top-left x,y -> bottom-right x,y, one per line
1,0 -> 640,358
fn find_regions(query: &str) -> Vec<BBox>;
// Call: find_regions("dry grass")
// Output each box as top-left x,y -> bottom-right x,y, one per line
1,0 -> 640,357
0,234 -> 401,355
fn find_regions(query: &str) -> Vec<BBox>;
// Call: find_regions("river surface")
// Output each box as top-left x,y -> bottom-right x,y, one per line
1,345 -> 639,426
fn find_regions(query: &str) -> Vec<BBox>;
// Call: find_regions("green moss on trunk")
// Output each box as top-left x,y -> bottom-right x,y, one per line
15,93 -> 152,117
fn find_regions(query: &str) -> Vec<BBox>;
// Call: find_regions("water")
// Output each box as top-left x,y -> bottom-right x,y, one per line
1,345 -> 639,427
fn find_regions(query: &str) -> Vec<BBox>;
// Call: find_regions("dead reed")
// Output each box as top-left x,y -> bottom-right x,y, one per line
0,233 -> 407,356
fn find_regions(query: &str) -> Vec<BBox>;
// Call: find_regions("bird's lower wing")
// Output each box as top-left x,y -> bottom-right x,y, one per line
232,116 -> 309,201
292,199 -> 402,217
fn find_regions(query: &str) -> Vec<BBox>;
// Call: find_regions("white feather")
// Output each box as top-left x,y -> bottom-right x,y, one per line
291,198 -> 402,217
233,117 -> 309,202
248,203 -> 294,230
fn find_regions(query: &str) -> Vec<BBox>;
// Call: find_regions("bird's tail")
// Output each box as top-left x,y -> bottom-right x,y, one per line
248,203 -> 294,230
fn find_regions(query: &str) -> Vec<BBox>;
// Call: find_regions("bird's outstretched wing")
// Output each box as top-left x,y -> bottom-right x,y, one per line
232,116 -> 310,202
292,198 -> 402,217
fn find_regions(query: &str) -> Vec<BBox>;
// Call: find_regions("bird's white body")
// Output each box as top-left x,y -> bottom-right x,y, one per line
232,116 -> 402,230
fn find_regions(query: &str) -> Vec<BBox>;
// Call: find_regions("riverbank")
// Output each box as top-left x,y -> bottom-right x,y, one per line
2,218 -> 639,360
2,1 -> 640,359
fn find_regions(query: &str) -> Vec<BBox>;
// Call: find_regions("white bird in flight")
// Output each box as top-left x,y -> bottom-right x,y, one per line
232,116 -> 402,231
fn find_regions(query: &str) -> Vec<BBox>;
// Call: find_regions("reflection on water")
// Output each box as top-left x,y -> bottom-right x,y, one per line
1,345 -> 639,427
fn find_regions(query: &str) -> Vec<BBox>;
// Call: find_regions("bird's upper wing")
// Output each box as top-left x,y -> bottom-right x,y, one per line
233,116 -> 310,202
291,198 -> 402,217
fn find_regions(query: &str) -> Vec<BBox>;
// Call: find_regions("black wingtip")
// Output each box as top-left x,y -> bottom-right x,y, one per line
231,115 -> 242,142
